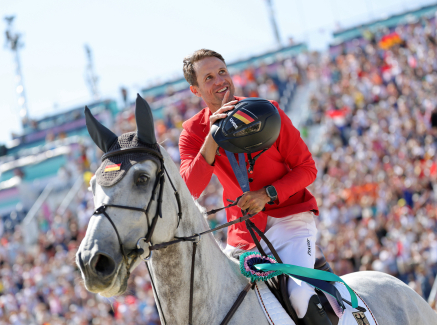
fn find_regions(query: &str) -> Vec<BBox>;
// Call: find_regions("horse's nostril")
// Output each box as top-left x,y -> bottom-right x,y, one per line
92,253 -> 116,277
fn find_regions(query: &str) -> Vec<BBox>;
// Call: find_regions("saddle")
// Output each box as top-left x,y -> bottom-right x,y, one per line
264,246 -> 339,325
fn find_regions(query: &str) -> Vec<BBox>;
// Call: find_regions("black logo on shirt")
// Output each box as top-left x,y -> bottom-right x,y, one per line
307,239 -> 311,256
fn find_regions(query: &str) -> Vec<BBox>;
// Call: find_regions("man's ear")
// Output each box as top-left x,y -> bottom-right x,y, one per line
190,85 -> 201,98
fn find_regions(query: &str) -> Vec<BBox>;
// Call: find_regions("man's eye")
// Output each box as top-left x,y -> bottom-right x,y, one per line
136,175 -> 149,185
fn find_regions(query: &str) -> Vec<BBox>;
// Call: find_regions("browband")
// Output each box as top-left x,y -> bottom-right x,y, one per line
101,147 -> 163,162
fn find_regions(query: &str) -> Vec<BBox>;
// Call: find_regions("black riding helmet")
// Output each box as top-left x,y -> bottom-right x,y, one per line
211,98 -> 281,154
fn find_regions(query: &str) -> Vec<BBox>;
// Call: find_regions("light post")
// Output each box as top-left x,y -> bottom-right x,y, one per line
4,16 -> 29,129
264,0 -> 282,47
84,44 -> 100,101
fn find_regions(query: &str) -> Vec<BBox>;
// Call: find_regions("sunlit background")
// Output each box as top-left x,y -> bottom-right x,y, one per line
1,0 -> 437,324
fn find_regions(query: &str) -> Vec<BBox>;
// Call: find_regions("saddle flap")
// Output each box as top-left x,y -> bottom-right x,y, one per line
255,281 -> 296,325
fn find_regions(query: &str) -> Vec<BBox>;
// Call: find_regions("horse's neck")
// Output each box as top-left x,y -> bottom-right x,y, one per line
147,155 -> 268,324
148,197 -> 249,324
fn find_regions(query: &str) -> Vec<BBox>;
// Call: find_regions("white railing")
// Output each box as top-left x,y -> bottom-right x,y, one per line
57,176 -> 83,215
22,182 -> 54,246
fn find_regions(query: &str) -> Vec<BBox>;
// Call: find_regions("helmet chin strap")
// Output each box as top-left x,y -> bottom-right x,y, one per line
224,148 -> 269,189
247,148 -> 268,174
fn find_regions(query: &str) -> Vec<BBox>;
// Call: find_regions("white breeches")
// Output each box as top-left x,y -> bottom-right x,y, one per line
224,211 -> 317,318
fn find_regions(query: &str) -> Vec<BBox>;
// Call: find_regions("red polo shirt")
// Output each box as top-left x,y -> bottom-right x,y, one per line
179,97 -> 318,250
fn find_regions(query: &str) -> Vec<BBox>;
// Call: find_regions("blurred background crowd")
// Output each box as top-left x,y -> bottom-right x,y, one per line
1,5 -> 437,324
308,16 -> 437,301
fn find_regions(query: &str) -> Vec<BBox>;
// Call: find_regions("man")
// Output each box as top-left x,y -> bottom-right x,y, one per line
179,49 -> 330,324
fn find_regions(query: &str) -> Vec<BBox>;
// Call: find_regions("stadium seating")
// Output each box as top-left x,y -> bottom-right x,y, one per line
2,6 -> 437,323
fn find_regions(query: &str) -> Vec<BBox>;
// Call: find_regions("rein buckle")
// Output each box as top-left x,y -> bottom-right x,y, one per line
193,234 -> 201,244
136,237 -> 153,261
94,205 -> 106,215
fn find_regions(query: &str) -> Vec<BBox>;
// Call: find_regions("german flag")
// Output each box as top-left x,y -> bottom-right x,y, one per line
104,163 -> 122,172
233,111 -> 255,124
378,32 -> 402,50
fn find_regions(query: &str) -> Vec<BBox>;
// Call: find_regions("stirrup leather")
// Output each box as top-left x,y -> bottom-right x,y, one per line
299,295 -> 333,325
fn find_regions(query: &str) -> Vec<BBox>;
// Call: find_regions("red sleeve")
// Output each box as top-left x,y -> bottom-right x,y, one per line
179,128 -> 215,199
270,101 -> 318,203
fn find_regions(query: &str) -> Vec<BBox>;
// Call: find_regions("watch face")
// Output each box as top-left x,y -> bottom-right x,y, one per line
267,186 -> 277,198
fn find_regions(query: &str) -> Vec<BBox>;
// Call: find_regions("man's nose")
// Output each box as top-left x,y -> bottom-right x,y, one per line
214,74 -> 226,86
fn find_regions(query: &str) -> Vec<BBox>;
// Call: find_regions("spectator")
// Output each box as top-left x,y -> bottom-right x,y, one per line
307,17 -> 437,304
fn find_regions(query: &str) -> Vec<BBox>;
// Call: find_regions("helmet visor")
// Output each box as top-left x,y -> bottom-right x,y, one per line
233,121 -> 262,137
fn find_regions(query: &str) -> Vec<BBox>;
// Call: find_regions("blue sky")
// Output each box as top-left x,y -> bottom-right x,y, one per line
0,0 -> 434,144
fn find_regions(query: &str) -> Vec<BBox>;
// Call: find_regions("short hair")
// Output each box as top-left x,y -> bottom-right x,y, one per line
183,49 -> 226,86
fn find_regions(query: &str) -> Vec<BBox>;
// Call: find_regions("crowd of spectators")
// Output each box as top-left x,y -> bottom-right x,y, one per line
0,55 -> 302,324
2,14 -> 437,323
307,17 -> 437,307
0,171 -> 162,325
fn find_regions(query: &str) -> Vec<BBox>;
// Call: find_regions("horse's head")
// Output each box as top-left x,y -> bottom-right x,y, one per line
76,95 -> 180,297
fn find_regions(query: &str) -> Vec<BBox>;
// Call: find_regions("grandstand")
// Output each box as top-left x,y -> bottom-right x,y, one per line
330,3 -> 437,52
0,100 -> 118,232
141,42 -> 307,120
1,3 -> 437,324
306,3 -> 437,307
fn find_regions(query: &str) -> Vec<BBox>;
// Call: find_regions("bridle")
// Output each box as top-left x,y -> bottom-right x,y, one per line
90,146 -> 259,325
92,147 -> 183,273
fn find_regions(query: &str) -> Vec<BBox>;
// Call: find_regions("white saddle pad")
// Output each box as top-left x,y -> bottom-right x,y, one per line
254,280 -> 379,325
334,282 -> 379,325
254,281 -> 295,325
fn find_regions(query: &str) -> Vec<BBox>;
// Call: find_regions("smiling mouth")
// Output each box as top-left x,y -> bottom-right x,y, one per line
217,86 -> 228,93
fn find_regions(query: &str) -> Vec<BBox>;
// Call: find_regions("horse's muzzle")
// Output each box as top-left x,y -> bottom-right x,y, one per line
76,251 -> 118,292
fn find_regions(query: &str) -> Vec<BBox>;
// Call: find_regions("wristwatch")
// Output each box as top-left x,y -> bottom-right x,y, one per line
264,185 -> 278,205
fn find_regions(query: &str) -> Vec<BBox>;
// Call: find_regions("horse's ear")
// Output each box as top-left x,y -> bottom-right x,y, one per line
84,106 -> 118,152
135,93 -> 157,145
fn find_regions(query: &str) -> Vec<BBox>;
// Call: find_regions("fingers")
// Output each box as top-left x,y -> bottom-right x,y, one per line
248,202 -> 263,215
221,90 -> 231,106
237,191 -> 268,215
210,113 -> 228,125
238,194 -> 261,213
237,193 -> 249,210
210,100 -> 238,125
248,207 -> 262,215
215,101 -> 237,116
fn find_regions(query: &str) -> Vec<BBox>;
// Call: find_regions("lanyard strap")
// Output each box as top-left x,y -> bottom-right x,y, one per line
225,151 -> 250,193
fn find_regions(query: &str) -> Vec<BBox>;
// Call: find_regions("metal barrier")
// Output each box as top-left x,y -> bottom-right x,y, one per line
57,176 -> 83,215
21,176 -> 83,247
22,182 -> 54,246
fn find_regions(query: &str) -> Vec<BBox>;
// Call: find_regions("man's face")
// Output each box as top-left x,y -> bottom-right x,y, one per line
190,57 -> 235,111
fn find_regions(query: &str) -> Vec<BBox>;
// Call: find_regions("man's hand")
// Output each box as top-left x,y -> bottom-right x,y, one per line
200,90 -> 237,165
209,90 -> 238,127
237,188 -> 271,215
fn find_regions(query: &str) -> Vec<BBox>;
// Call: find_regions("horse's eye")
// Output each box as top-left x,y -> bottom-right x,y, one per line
136,175 -> 149,185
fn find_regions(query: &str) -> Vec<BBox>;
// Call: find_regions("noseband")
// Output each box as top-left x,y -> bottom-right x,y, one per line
91,148 -> 183,277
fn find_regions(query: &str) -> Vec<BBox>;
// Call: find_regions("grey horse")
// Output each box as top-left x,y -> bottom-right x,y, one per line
76,96 -> 437,324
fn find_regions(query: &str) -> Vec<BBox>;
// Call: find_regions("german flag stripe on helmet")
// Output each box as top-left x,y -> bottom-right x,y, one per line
233,111 -> 255,124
